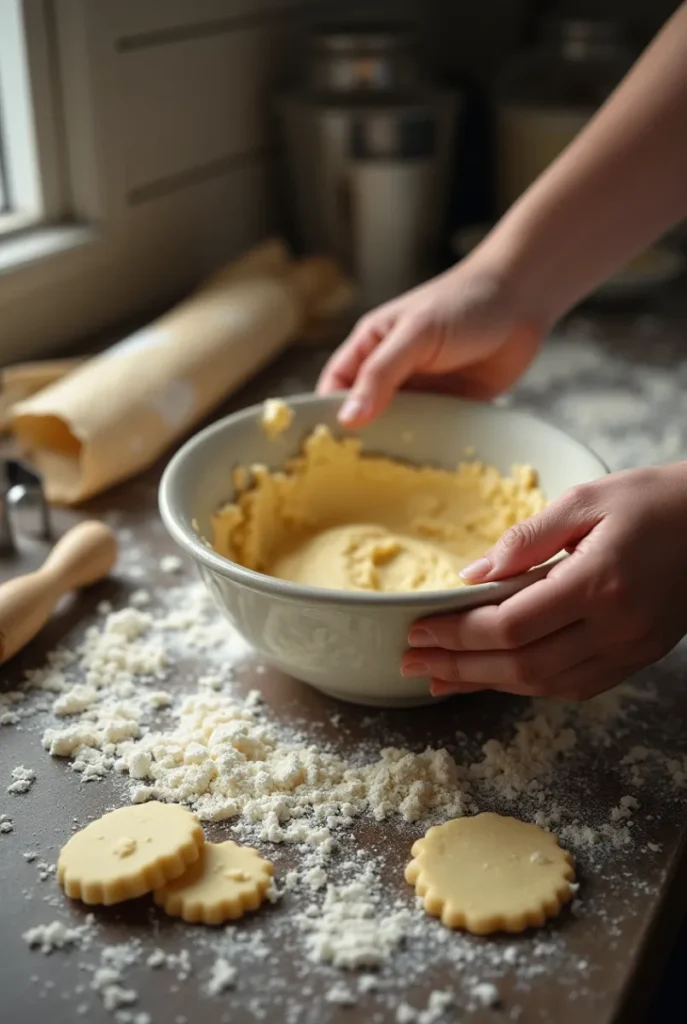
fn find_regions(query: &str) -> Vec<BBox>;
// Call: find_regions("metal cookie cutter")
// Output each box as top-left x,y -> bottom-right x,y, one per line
0,459 -> 53,555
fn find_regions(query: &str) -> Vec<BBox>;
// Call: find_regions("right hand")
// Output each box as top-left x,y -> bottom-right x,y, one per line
317,259 -> 547,428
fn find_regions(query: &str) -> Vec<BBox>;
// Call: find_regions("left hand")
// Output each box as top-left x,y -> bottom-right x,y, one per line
401,463 -> 687,700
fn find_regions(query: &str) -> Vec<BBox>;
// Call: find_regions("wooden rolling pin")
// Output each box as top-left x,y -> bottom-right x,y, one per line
0,520 -> 117,664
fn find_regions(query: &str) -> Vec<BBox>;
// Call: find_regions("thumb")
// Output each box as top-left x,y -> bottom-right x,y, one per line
338,315 -> 433,427
460,490 -> 599,583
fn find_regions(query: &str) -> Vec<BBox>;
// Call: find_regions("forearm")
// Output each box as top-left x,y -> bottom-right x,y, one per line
472,2 -> 687,326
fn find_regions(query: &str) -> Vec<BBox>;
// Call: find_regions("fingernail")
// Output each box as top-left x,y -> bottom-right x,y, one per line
460,556 -> 492,582
400,660 -> 429,679
339,395 -> 367,424
408,627 -> 434,647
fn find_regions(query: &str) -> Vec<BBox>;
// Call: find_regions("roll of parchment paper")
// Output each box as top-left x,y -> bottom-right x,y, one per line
12,240 -> 344,504
0,358 -> 84,431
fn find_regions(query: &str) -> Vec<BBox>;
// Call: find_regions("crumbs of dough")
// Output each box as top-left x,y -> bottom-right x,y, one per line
261,397 -> 294,439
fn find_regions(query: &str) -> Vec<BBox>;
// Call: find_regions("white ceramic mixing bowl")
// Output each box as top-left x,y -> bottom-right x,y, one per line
159,393 -> 607,706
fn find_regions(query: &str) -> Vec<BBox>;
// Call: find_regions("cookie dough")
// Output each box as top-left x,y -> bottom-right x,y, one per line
57,802 -> 204,905
405,813 -> 575,934
212,424 -> 545,593
261,397 -> 294,438
154,840 -> 274,924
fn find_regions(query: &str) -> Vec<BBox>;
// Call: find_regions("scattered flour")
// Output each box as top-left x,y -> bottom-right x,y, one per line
24,918 -> 92,954
325,981 -> 357,1006
471,713 -> 576,799
91,942 -> 142,1016
7,765 -> 36,794
160,555 -> 183,574
395,990 -> 454,1023
4,544 -> 684,1018
610,795 -> 640,822
299,866 -> 414,969
470,982 -> 500,1008
12,583 -> 668,886
53,685 -> 98,717
205,957 -> 237,996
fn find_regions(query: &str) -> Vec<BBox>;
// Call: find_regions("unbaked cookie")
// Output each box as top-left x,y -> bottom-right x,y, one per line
154,840 -> 274,925
57,802 -> 204,905
405,812 -> 575,935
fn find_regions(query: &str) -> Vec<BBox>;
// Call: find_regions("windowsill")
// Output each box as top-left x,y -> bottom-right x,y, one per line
0,222 -> 98,275
0,211 -> 39,236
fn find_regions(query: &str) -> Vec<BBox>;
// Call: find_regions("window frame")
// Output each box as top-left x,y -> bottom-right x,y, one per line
0,0 -> 113,361
0,0 -> 68,233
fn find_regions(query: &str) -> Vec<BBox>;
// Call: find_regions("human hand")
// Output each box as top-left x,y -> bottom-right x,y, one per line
401,463 -> 687,700
316,259 -> 545,427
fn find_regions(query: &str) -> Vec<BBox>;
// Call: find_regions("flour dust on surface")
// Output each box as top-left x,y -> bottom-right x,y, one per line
1,541 -> 685,1024
5,324 -> 687,1022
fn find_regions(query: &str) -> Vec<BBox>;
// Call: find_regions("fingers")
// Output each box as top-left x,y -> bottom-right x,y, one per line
409,570 -> 586,651
316,312 -> 392,395
430,679 -> 485,696
402,620 -> 591,693
317,302 -> 438,428
460,485 -> 601,583
428,654 -> 627,701
337,315 -> 436,427
535,657 -> 626,701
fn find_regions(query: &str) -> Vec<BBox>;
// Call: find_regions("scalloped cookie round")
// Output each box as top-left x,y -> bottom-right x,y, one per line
57,802 -> 204,905
405,812 -> 575,935
154,840 -> 274,925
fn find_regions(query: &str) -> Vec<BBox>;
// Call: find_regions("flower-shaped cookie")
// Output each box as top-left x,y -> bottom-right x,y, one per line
405,812 -> 575,935
58,802 -> 204,905
154,840 -> 274,925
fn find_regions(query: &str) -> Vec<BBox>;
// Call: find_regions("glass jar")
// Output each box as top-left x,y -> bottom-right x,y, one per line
495,18 -> 634,213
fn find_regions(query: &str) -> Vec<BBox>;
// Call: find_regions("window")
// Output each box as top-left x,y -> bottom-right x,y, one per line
0,0 -> 100,362
0,0 -> 45,235
0,0 -> 290,364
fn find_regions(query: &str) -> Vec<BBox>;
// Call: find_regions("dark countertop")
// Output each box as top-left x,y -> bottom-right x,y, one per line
2,299 -> 687,1024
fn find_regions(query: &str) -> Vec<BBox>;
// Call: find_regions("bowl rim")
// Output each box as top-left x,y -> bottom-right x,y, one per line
158,391 -> 609,608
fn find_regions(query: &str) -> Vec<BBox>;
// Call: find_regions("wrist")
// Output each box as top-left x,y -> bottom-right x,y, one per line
456,232 -> 558,337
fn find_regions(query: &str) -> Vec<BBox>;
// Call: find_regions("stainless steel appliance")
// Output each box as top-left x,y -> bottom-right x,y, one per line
278,26 -> 461,308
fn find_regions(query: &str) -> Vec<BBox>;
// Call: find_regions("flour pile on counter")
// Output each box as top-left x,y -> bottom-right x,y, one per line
9,582 -> 653,856
23,590 -> 602,848
212,424 -> 545,592
37,598 -> 473,834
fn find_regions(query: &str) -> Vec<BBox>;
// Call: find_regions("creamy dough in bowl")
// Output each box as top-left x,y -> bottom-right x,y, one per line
211,423 -> 546,594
